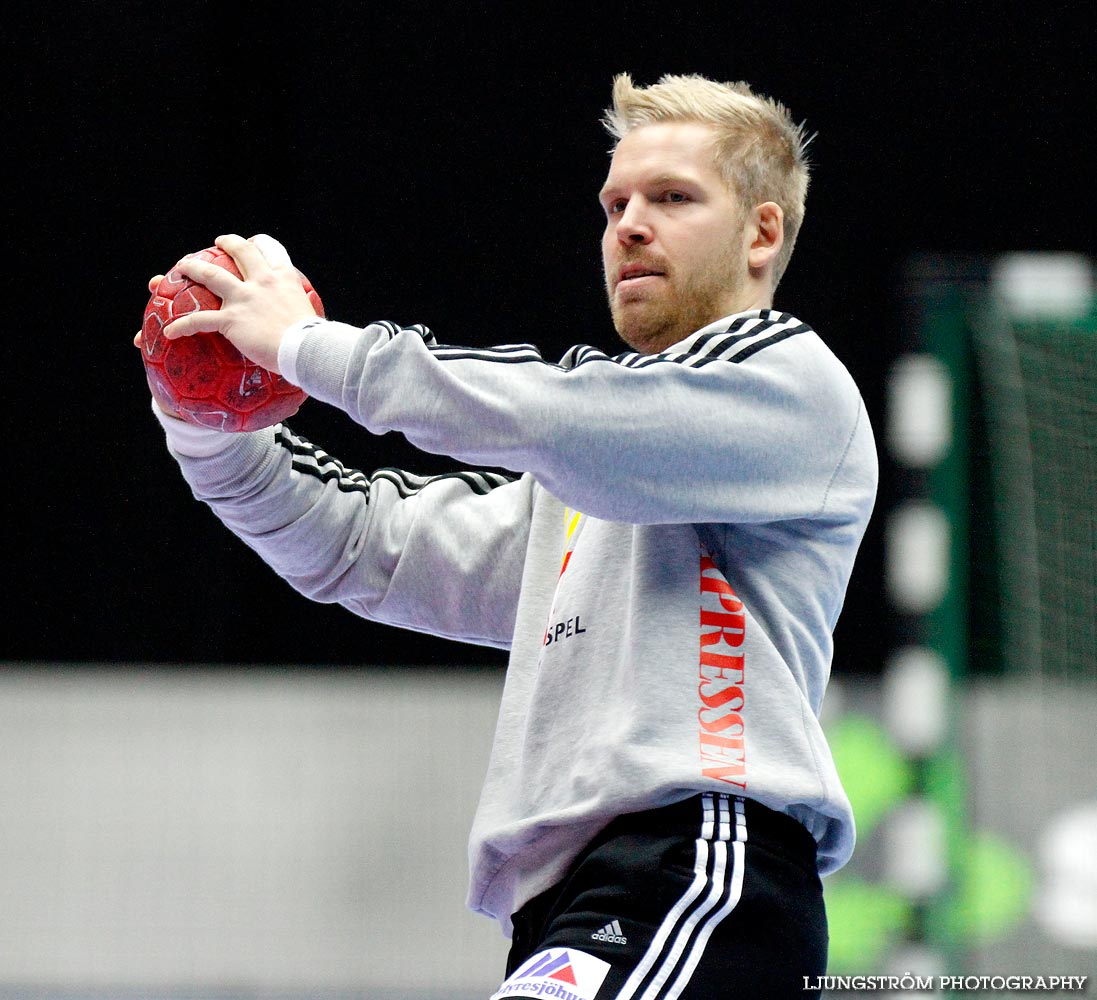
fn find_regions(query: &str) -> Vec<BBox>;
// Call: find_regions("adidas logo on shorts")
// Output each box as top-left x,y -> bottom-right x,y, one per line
591,919 -> 628,945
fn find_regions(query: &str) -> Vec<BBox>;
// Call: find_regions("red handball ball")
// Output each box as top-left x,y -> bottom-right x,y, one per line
141,246 -> 324,432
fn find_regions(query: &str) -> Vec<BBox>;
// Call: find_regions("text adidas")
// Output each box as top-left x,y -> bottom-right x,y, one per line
591,921 -> 627,945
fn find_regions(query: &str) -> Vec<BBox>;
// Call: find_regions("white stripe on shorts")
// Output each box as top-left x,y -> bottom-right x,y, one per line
613,793 -> 747,1000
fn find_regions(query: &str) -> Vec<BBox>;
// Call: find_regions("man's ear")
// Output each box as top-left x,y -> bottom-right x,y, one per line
747,201 -> 784,275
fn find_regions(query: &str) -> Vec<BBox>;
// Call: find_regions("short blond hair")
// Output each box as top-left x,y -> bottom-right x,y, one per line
603,73 -> 811,287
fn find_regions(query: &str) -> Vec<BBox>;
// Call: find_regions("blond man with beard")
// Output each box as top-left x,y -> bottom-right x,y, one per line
141,74 -> 876,998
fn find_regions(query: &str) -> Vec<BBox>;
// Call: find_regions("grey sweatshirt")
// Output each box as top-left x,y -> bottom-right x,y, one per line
153,308 -> 878,935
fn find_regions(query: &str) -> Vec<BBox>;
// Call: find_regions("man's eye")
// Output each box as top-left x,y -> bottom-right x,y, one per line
664,191 -> 688,204
608,199 -> 627,214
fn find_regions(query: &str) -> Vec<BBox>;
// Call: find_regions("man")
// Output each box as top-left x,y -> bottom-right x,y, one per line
140,74 -> 877,998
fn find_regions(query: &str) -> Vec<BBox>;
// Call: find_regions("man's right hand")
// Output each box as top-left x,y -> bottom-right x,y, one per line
132,274 -> 165,351
136,272 -> 185,419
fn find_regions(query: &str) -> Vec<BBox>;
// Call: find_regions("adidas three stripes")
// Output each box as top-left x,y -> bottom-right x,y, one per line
501,793 -> 827,1000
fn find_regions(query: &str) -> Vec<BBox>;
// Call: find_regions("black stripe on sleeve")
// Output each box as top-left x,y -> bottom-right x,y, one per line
395,313 -> 811,376
275,427 -> 517,501
276,427 -> 372,496
727,322 -> 811,363
372,466 -> 516,499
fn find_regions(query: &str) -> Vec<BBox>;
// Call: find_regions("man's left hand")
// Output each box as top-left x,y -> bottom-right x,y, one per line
162,233 -> 317,374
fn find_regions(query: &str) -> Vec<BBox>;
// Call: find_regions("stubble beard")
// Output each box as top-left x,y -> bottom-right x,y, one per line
607,241 -> 744,355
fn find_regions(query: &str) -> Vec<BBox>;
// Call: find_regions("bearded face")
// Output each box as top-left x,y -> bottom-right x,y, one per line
600,122 -> 753,354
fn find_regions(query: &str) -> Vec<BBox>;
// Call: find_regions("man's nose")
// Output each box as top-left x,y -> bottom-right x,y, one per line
616,198 -> 653,244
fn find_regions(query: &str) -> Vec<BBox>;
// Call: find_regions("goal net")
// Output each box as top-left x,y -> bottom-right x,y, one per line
974,254 -> 1096,684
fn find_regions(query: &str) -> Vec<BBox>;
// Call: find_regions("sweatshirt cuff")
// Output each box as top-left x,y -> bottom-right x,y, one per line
151,398 -> 238,458
278,317 -> 379,407
278,317 -> 331,388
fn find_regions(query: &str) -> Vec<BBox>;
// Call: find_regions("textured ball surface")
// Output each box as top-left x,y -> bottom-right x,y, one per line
141,247 -> 323,432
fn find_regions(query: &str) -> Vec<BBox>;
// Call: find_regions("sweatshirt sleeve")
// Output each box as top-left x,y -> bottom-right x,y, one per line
152,402 -> 533,649
278,312 -> 876,527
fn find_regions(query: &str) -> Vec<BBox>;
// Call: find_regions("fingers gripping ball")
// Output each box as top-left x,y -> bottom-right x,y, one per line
141,247 -> 324,432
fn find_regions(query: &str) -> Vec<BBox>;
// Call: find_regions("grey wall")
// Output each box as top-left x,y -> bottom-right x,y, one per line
0,667 -> 510,998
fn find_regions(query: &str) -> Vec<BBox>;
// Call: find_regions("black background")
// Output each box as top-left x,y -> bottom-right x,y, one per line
5,3 -> 1094,672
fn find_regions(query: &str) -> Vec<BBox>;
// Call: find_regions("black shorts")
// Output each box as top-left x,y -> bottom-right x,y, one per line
493,793 -> 827,1000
